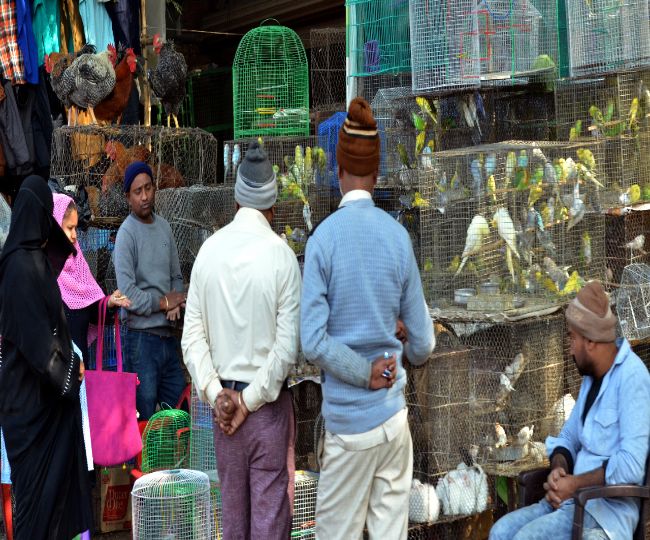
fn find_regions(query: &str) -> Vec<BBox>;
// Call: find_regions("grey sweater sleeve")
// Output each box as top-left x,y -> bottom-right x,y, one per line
169,233 -> 184,293
114,226 -> 159,316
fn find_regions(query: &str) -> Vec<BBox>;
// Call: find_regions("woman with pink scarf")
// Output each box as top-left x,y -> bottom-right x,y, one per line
52,193 -> 131,366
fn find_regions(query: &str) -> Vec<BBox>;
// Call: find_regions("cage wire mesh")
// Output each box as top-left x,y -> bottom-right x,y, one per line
409,0 -> 481,93
86,300 -> 128,371
155,185 -> 236,284
448,312 -> 570,478
317,112 -> 346,190
141,409 -> 191,474
379,141 -> 606,311
405,329 -> 492,529
615,263 -> 650,342
132,469 -> 212,540
555,72 -> 650,203
565,0 -> 650,77
232,21 -> 309,139
310,28 -> 346,112
0,196 -> 9,255
605,209 -> 650,287
346,0 -> 411,78
50,125 -> 219,220
291,381 -> 323,472
292,471 -> 318,539
631,338 -> 650,372
223,137 -> 331,257
189,386 -> 224,540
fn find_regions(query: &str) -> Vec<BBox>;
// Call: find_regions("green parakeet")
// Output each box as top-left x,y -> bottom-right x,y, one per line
569,120 -> 582,141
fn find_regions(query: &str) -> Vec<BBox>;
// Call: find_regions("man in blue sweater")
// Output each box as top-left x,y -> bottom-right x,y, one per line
301,97 -> 435,539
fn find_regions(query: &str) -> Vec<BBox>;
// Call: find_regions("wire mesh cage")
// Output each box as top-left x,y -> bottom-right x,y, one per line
631,339 -> 650,372
292,471 -> 318,539
232,20 -> 309,139
316,112 -> 346,189
449,311 -> 569,478
605,209 -> 650,287
310,28 -> 346,112
380,141 -> 606,311
223,137 -> 332,257
409,0 -> 481,93
132,469 -> 212,539
141,409 -> 191,474
291,381 -> 323,472
155,186 -> 236,284
565,0 -> 650,77
50,125 -> 219,220
616,263 -> 650,342
189,387 -> 223,540
555,72 -> 650,201
474,0 -> 558,85
346,0 -> 411,78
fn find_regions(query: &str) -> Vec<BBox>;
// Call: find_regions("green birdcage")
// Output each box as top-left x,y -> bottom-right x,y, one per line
141,409 -> 191,474
232,19 -> 310,139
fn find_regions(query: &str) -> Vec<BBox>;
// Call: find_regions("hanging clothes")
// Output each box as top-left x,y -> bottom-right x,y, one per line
15,0 -> 38,83
79,0 -> 113,52
30,0 -> 61,63
0,0 -> 27,84
59,0 -> 84,54
105,0 -> 140,54
0,80 -> 31,175
31,64 -> 54,170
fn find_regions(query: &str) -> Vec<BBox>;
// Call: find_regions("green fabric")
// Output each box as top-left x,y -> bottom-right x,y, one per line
31,0 -> 60,63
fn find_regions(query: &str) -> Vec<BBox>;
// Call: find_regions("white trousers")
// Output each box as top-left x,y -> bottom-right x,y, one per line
315,417 -> 413,540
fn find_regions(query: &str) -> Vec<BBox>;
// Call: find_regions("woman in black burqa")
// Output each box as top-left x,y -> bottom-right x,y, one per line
0,176 -> 92,539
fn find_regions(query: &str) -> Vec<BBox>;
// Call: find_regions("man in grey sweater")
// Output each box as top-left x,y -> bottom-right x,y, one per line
113,161 -> 186,419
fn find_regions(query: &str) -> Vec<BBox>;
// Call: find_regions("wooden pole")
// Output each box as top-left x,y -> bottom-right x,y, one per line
140,0 -> 151,126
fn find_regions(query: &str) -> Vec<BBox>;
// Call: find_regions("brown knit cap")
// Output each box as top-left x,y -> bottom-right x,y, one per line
336,97 -> 381,177
565,280 -> 618,342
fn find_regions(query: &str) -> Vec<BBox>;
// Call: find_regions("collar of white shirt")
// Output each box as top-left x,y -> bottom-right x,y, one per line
339,189 -> 373,208
234,206 -> 272,229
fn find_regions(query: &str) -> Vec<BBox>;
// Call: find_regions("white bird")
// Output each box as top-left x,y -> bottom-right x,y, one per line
504,353 -> 526,383
529,441 -> 547,463
303,203 -> 313,232
493,207 -> 520,283
435,463 -> 488,516
551,393 -> 576,434
494,422 -> 507,448
625,234 -> 646,254
409,479 -> 440,523
500,373 -> 516,393
455,215 -> 490,276
516,425 -> 535,446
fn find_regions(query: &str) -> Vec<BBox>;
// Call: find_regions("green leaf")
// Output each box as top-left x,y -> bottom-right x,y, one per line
496,476 -> 509,506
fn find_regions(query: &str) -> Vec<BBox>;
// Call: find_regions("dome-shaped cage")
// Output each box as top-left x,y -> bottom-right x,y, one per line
141,409 -> 191,474
233,20 -> 310,139
132,469 -> 211,539
617,263 -> 650,342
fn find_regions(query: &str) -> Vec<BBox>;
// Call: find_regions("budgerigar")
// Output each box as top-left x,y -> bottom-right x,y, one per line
421,145 -> 433,170
537,227 -> 557,259
232,143 -> 241,175
470,158 -> 483,198
493,207 -> 519,283
528,183 -> 543,208
487,175 -> 497,203
576,148 -> 596,170
560,270 -> 585,296
582,231 -> 592,265
544,161 -> 557,184
543,256 -> 570,290
517,150 -> 528,168
455,215 -> 490,276
532,147 -> 547,164
567,182 -> 585,231
223,143 -> 230,179
303,202 -> 313,232
485,152 -> 497,176
505,151 -> 516,187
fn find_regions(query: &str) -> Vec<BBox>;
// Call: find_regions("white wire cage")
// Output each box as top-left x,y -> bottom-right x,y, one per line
131,469 -> 212,540
292,470 -> 319,539
616,263 -> 650,342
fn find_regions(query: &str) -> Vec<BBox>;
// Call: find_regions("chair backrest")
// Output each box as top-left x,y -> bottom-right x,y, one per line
634,452 -> 650,540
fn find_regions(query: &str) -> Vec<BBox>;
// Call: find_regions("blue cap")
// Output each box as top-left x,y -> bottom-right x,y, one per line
124,161 -> 153,193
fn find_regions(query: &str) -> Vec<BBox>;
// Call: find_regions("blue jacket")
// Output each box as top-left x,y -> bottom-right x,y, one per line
546,338 -> 650,539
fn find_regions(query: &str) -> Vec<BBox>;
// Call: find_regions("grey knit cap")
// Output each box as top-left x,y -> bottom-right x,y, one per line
234,141 -> 277,210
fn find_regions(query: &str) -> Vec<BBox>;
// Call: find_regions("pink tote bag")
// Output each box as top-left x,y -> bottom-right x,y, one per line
85,297 -> 142,466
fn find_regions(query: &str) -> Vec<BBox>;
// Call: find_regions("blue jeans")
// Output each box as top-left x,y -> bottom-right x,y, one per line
124,329 -> 186,420
490,499 -> 608,540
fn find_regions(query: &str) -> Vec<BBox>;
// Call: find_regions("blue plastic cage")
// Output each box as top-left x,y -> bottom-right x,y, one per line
317,112 -> 346,189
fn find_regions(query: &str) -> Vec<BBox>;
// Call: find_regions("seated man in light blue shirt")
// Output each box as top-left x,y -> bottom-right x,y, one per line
490,280 -> 650,540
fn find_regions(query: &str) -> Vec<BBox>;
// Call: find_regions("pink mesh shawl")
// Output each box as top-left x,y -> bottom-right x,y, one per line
52,193 -> 105,309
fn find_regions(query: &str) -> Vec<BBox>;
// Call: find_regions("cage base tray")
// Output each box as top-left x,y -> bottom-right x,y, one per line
467,294 -> 515,312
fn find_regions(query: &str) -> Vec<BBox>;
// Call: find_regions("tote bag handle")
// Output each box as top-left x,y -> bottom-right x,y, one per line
95,296 -> 124,373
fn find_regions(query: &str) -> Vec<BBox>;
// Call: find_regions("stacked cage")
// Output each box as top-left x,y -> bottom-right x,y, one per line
50,125 -> 219,220
616,263 -> 650,343
223,137 -> 331,257
140,410 -> 191,474
565,0 -> 650,77
555,72 -> 650,206
232,21 -> 309,139
399,141 -> 607,312
292,471 -> 319,539
449,312 -> 570,478
131,469 -> 212,539
409,0 -> 481,93
605,208 -> 650,286
291,381 -> 323,472
405,334 -> 491,531
155,185 -> 236,284
189,387 -> 223,540
474,0 -> 558,85
316,112 -> 346,191
310,28 -> 346,112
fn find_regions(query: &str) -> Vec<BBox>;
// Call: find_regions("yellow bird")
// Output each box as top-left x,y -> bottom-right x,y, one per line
488,175 -> 497,203
560,271 -> 585,296
423,258 -> 433,273
447,255 -> 461,274
413,191 -> 430,208
630,184 -> 641,204
528,184 -> 543,208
